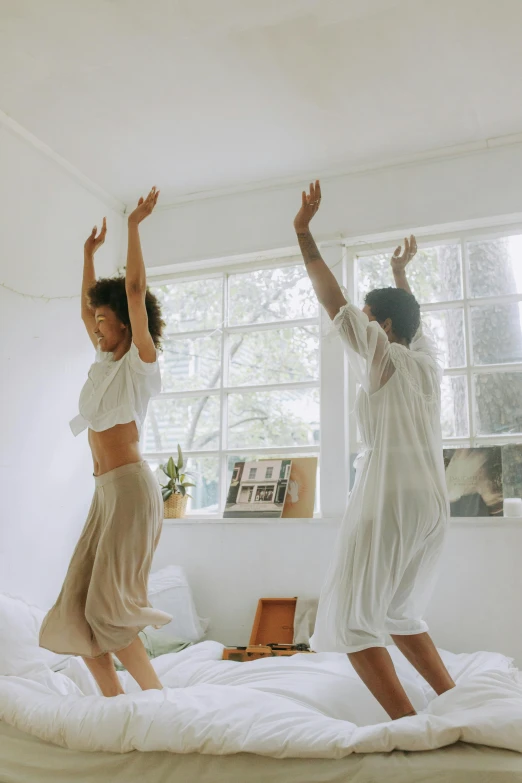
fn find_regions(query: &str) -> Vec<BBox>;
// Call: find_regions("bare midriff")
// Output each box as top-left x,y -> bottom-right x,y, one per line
88,422 -> 142,477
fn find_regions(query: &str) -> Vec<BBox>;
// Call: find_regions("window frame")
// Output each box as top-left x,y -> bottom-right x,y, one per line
143,249 -> 344,519
143,214 -> 522,521
343,222 -> 522,457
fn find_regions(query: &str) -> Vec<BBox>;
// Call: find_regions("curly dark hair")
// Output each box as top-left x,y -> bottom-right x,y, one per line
364,287 -> 420,344
88,276 -> 165,348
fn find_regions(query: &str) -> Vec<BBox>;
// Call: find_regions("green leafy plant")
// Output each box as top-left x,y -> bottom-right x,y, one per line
159,445 -> 196,502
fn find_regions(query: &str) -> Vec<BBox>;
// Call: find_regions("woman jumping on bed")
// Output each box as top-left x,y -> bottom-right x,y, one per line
39,187 -> 171,697
295,181 -> 455,720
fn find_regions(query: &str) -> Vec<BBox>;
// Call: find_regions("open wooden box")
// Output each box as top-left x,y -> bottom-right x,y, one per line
223,598 -> 315,661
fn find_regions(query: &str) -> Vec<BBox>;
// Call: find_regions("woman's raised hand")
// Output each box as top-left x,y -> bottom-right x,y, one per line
391,235 -> 417,273
294,180 -> 322,233
128,187 -> 160,225
84,217 -> 107,256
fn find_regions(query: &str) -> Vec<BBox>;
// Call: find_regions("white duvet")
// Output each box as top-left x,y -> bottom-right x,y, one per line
1,642 -> 521,757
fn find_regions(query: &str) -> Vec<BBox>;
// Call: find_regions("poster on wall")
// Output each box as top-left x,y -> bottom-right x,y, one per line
281,457 -> 318,518
224,459 -> 292,518
443,447 -> 503,517
346,445 -> 520,518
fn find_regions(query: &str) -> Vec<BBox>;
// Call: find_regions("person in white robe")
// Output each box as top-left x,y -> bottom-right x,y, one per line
294,180 -> 455,720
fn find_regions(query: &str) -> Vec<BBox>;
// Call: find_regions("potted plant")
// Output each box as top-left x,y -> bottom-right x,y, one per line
158,445 -> 195,519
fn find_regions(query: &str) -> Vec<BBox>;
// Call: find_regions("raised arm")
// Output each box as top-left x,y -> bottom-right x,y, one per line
82,218 -> 107,348
391,235 -> 416,295
390,236 -> 440,369
125,187 -> 160,363
295,181 -> 393,393
294,180 -> 346,320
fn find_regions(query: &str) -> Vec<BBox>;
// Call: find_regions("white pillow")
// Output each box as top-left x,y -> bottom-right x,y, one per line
148,565 -> 208,643
0,593 -> 70,676
0,567 -> 206,676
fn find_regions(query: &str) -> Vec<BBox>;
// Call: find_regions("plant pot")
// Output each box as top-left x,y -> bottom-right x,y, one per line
164,493 -> 188,519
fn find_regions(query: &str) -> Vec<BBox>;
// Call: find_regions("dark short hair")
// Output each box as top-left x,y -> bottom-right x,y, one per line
364,287 -> 420,343
88,276 -> 165,348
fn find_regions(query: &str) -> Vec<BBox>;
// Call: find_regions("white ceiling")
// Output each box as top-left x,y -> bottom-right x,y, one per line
1,0 -> 522,205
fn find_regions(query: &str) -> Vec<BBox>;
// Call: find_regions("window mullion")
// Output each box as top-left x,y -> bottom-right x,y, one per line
460,236 -> 476,447
224,380 -> 319,395
149,224 -> 521,520
345,245 -> 358,478
226,316 -> 319,335
219,273 -> 229,512
316,244 -> 348,516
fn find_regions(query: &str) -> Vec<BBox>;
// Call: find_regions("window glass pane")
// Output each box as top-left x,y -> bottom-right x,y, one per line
145,459 -> 162,479
228,264 -> 317,326
501,444 -> 522,500
228,326 -> 319,386
423,310 -> 466,368
470,303 -> 522,365
474,372 -> 522,435
144,395 -> 220,452
441,376 -> 469,438
160,333 -> 221,392
467,235 -> 522,298
154,278 -> 223,333
227,389 -> 320,449
185,457 -> 219,513
356,244 -> 462,306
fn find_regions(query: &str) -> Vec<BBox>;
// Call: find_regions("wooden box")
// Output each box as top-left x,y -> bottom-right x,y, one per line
223,597 -> 315,661
250,597 -> 296,645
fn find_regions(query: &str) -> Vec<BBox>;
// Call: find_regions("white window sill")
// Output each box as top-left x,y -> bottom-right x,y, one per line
163,516 -> 522,526
448,516 -> 522,526
163,516 -> 340,525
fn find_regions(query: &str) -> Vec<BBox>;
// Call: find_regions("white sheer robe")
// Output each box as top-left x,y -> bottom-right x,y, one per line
311,299 -> 449,654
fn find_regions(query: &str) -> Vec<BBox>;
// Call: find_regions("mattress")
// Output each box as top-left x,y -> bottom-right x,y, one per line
1,720 -> 522,783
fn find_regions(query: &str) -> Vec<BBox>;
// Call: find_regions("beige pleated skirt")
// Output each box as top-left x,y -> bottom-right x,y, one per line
39,461 -> 171,659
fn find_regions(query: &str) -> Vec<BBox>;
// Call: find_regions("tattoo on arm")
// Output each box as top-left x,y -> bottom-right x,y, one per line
297,231 -> 322,266
393,271 -> 413,296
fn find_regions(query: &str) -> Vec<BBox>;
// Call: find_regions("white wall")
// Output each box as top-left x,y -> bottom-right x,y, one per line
1,128 -> 519,666
146,143 -> 522,666
142,142 -> 522,266
0,126 -> 124,606
154,520 -> 522,666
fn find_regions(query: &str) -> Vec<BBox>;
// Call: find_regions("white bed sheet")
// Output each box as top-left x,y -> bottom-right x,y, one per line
1,642 -> 521,759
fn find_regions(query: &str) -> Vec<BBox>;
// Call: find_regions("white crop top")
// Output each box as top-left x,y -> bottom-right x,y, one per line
69,342 -> 161,437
